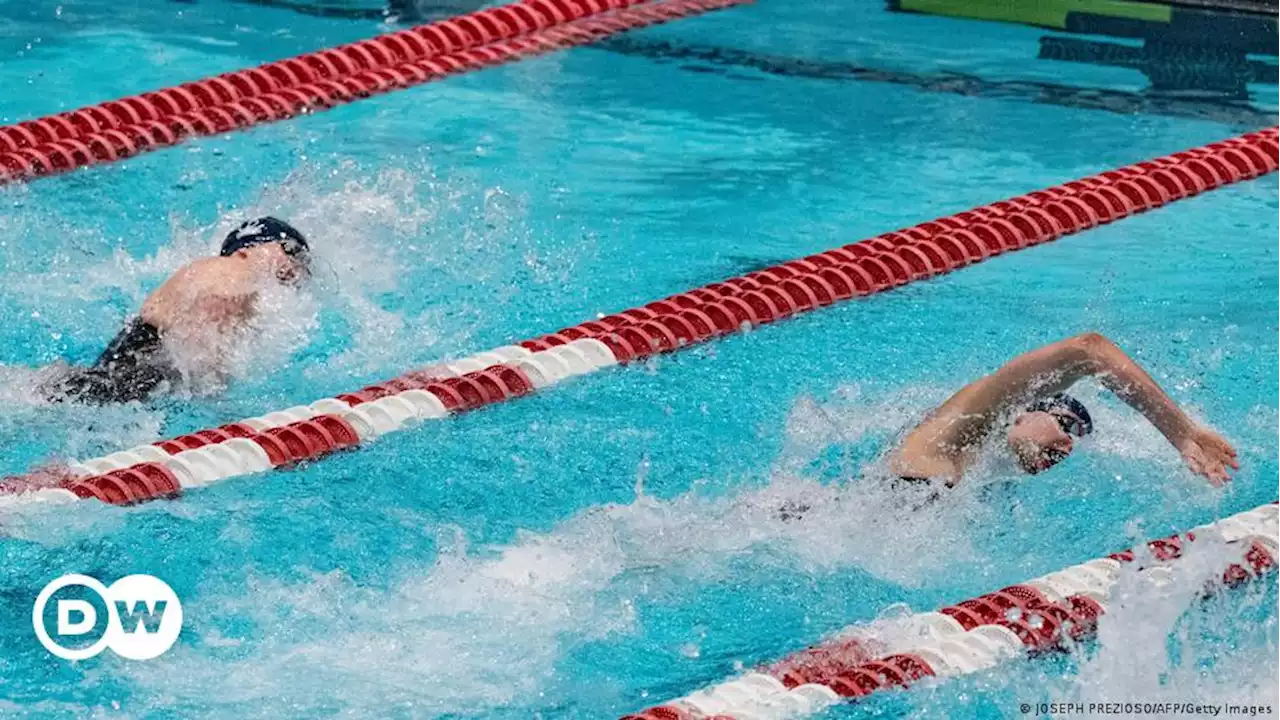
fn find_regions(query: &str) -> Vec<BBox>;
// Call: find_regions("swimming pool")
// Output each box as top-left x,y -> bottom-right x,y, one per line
0,0 -> 1277,717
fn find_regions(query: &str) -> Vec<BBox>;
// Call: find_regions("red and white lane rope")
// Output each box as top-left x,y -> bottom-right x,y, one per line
620,503 -> 1278,720
0,0 -> 751,185
0,0 -> 648,154
0,128 -> 1275,507
0,341 -> 606,505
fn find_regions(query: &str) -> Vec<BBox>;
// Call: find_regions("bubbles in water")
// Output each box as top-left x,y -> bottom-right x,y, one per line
0,157 -> 551,472
123,531 -> 638,717
1051,533 -> 1278,716
183,164 -> 439,383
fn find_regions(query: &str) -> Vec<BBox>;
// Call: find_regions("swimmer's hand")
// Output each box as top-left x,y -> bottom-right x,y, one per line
1175,425 -> 1239,487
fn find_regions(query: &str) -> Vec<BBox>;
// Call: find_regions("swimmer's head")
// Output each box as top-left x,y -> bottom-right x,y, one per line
1007,393 -> 1093,474
221,216 -> 311,285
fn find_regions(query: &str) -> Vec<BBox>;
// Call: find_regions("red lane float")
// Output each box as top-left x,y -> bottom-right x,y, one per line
4,414 -> 360,506
0,0 -> 648,160
530,127 -> 1279,357
63,462 -> 183,505
623,503 -> 1279,719
0,0 -> 752,185
1,128 -> 1275,507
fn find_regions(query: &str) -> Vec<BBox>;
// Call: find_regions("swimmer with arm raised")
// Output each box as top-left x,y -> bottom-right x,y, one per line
889,332 -> 1239,487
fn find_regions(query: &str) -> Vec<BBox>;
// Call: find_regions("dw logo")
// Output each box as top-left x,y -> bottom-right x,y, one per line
32,574 -> 183,661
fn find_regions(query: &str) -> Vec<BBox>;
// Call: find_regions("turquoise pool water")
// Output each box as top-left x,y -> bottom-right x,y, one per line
0,0 -> 1277,717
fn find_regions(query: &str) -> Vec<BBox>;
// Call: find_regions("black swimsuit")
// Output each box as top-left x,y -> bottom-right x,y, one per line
47,318 -> 180,404
774,474 -> 942,522
890,475 -> 944,506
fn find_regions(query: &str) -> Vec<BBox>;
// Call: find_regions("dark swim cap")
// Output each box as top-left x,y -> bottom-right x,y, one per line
1027,393 -> 1094,437
221,217 -> 309,260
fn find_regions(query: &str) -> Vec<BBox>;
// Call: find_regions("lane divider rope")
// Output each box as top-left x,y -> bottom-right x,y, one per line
0,0 -> 647,156
620,503 -> 1279,720
0,0 -> 752,185
0,128 -> 1275,507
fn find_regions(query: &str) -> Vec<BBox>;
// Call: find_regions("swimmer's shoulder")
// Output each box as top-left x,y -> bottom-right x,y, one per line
180,256 -> 253,287
887,446 -> 961,487
142,256 -> 256,326
180,256 -> 266,293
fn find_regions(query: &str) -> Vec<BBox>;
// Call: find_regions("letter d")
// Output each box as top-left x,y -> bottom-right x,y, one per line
57,600 -> 97,635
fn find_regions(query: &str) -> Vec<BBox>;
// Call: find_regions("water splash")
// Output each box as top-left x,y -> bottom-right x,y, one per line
1054,533 -> 1279,717
0,158 -> 539,470
90,452 -> 992,717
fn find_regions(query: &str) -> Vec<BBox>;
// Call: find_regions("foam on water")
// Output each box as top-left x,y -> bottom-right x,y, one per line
175,162 -> 438,383
896,533 -> 1277,720
0,4 -> 1273,717
203,159 -> 558,385
0,364 -> 1272,717
1049,533 -> 1279,718
95,419 -> 995,717
115,523 -> 632,716
81,472 -> 1271,719
0,487 -> 127,546
0,157 -> 546,473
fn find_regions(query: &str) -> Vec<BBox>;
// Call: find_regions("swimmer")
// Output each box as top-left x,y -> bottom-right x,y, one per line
889,332 -> 1239,487
41,217 -> 312,404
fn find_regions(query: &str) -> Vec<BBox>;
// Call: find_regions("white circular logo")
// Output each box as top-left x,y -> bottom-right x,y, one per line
33,574 -> 183,661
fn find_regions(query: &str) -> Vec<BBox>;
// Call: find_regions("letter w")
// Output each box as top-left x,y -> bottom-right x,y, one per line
115,600 -> 167,634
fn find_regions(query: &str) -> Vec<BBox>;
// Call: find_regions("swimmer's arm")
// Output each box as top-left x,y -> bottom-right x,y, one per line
935,332 -> 1205,440
1073,333 -> 1192,442
961,332 -> 1236,483
895,334 -> 1097,465
173,293 -> 254,370
141,260 -> 256,330
144,278 -> 254,377
1073,333 -> 1238,485
194,292 -> 256,328
895,333 -> 1236,483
